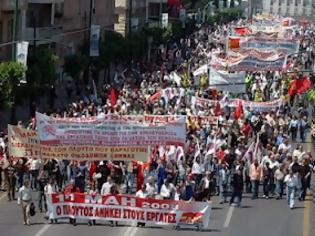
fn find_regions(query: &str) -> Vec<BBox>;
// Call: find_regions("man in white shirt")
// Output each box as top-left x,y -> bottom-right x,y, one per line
135,184 -> 148,227
27,158 -> 40,191
101,176 -> 113,195
17,180 -> 32,225
160,179 -> 175,200
284,171 -> 299,209
145,176 -> 157,198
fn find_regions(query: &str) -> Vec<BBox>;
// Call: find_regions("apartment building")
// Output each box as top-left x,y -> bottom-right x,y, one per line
114,0 -> 168,36
0,0 -> 115,61
262,0 -> 315,19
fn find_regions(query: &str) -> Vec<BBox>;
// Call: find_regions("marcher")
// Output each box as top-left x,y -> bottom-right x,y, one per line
250,160 -> 261,200
17,180 -> 32,225
274,165 -> 285,200
135,184 -> 148,227
7,159 -> 17,201
284,170 -> 299,209
230,169 -> 243,207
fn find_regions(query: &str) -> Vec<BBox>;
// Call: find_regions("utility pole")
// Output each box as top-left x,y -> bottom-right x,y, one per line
129,0 -> 133,35
12,0 -> 19,61
32,12 -> 37,52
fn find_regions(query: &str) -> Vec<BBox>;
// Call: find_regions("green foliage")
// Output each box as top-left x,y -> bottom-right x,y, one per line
307,89 -> 315,103
0,62 -> 26,108
100,31 -> 127,65
26,48 -> 59,96
206,8 -> 243,24
64,53 -> 89,80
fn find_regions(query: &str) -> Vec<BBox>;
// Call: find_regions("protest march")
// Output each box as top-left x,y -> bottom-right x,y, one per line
0,13 -> 315,231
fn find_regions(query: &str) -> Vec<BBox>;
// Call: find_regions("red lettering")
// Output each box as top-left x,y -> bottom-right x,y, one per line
56,205 -> 62,215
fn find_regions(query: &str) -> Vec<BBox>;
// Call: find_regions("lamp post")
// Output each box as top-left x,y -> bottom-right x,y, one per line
12,0 -> 19,61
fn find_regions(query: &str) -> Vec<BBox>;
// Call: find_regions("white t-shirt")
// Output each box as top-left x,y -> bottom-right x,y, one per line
44,184 -> 57,194
101,182 -> 113,195
136,190 -> 148,198
145,183 -> 157,196
30,159 -> 40,171
160,183 -> 175,198
192,162 -> 202,175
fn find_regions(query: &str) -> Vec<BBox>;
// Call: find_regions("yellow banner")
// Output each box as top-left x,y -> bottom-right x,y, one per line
8,125 -> 150,161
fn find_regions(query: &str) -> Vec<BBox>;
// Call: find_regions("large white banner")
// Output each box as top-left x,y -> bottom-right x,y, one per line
210,50 -> 287,72
36,112 -> 186,147
227,36 -> 300,55
47,193 -> 211,227
209,69 -> 246,93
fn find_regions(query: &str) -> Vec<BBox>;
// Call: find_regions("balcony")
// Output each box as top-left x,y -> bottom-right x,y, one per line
24,26 -> 63,45
1,0 -> 24,12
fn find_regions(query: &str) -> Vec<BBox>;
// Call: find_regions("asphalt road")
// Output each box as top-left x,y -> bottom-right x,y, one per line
0,116 -> 314,236
0,186 -> 312,236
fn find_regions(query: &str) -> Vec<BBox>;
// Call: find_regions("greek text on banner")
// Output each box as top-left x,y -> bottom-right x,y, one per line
46,193 -> 211,227
36,112 -> 186,147
8,125 -> 149,161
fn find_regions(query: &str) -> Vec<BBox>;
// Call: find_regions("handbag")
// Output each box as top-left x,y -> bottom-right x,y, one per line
30,202 -> 36,216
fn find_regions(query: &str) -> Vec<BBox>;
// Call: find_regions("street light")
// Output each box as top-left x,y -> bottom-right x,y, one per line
12,0 -> 19,61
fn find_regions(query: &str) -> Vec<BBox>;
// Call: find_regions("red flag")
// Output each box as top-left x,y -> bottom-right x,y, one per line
288,77 -> 311,96
147,91 -> 161,102
214,101 -> 221,116
233,100 -> 242,120
150,145 -> 159,162
296,76 -> 311,94
109,88 -> 117,106
228,37 -> 241,50
288,79 -> 297,96
234,27 -> 251,36
136,162 -> 144,191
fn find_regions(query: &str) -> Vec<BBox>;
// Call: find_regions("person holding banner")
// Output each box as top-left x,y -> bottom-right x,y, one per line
135,184 -> 148,227
87,183 -> 98,226
45,178 -> 58,224
64,180 -> 81,226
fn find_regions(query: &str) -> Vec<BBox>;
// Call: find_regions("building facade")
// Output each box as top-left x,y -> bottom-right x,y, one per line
114,0 -> 167,36
0,0 -> 115,61
262,0 -> 315,19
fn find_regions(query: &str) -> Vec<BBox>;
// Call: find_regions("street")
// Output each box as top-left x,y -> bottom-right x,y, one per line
0,188 -> 312,236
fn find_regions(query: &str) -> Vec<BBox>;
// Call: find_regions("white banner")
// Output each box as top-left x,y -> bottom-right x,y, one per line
209,69 -> 246,93
227,36 -> 300,55
47,193 -> 211,227
210,51 -> 287,72
36,112 -> 186,147
161,13 -> 168,28
90,25 -> 100,57
16,41 -> 29,67
193,64 -> 208,77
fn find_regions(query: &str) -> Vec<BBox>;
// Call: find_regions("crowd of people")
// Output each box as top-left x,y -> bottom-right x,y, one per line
0,16 -> 315,226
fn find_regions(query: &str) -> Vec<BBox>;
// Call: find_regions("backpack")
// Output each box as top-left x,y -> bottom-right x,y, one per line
30,202 -> 36,216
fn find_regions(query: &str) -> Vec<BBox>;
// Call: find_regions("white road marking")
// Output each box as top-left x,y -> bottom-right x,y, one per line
223,206 -> 234,228
34,224 -> 51,236
129,227 -> 138,236
122,225 -> 138,236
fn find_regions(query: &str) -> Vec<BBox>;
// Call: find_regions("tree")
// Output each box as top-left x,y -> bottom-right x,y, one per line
64,53 -> 89,82
26,48 -> 59,113
26,48 -> 59,96
0,62 -> 26,109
